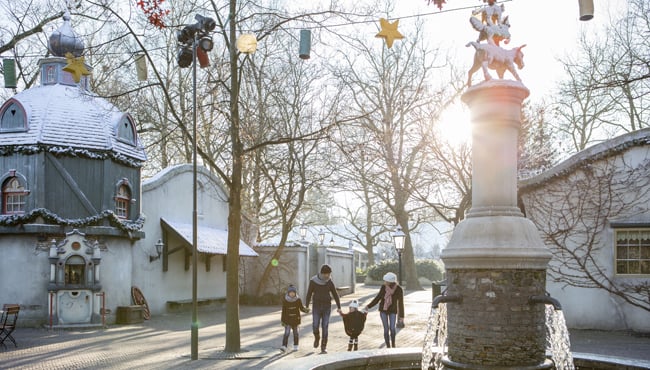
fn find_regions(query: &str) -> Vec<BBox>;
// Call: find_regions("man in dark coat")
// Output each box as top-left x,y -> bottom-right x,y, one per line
305,264 -> 342,354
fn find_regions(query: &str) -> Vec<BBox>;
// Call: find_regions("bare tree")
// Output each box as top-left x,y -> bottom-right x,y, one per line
332,11 -> 462,290
551,34 -> 618,152
521,154 -> 650,313
551,0 -> 649,152
518,100 -> 559,178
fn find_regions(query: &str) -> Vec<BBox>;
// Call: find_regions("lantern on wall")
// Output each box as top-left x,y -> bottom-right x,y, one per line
299,29 -> 311,60
3,59 -> 17,88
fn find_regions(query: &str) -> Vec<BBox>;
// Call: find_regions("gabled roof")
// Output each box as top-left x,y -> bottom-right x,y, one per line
161,218 -> 257,257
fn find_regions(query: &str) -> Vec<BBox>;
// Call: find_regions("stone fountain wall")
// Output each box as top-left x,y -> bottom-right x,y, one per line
441,81 -> 552,369
446,269 -> 547,366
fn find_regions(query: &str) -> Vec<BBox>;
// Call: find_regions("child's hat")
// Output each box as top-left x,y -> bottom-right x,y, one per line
287,285 -> 297,293
349,299 -> 359,309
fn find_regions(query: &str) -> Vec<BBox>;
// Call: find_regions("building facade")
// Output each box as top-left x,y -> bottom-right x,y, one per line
520,128 -> 650,332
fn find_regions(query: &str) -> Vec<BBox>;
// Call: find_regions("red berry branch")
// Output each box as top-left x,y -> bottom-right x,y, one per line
136,0 -> 170,29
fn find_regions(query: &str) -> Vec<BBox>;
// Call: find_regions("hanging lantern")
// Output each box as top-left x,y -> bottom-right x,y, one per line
3,59 -> 17,89
236,34 -> 257,54
135,54 -> 147,81
299,29 -> 311,60
578,0 -> 594,21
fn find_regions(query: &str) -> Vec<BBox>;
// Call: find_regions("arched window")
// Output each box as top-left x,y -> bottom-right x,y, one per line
2,177 -> 28,214
116,115 -> 137,145
0,101 -> 27,132
115,184 -> 131,219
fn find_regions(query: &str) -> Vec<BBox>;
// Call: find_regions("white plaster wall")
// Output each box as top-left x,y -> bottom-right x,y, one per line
133,164 -> 230,314
325,249 -> 354,290
243,246 -> 309,297
0,237 -> 51,326
100,238 -> 135,313
521,131 -> 650,332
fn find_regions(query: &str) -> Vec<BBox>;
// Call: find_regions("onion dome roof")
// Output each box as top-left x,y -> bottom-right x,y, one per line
48,11 -> 84,57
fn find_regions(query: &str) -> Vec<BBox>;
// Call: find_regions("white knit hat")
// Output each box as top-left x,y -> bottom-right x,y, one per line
383,272 -> 397,283
349,299 -> 359,309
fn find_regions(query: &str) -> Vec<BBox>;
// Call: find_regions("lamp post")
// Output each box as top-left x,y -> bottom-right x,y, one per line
300,225 -> 307,240
176,13 -> 216,361
329,236 -> 335,247
318,229 -> 325,245
392,226 -> 405,286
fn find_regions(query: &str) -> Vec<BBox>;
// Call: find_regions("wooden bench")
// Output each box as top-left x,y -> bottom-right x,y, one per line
166,297 -> 226,312
0,304 -> 20,349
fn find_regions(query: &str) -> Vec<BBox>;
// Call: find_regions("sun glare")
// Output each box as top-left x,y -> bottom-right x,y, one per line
437,104 -> 471,147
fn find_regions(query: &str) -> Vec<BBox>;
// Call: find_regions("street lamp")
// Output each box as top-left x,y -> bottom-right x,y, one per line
319,229 -> 325,245
300,224 -> 307,240
329,236 -> 335,247
392,226 -> 406,286
176,13 -> 216,361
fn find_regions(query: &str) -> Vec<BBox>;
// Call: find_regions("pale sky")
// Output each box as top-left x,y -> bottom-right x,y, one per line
293,0 -> 626,145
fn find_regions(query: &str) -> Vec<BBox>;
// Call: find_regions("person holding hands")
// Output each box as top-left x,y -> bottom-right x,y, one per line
280,284 -> 309,352
306,264 -> 342,354
365,272 -> 404,348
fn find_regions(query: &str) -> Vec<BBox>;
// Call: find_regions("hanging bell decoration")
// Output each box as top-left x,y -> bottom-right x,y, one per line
135,54 -> 147,81
3,59 -> 17,89
299,29 -> 311,60
578,0 -> 594,21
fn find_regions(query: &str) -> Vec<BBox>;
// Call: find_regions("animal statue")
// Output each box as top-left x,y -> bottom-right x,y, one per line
466,41 -> 526,87
469,15 -> 511,46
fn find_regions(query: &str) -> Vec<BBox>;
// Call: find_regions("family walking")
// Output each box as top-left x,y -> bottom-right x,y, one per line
278,264 -> 405,353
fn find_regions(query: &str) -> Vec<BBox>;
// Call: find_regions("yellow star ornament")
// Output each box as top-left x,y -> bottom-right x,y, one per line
375,18 -> 404,48
62,52 -> 91,83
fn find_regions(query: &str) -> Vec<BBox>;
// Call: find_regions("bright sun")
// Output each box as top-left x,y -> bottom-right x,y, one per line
437,103 -> 472,147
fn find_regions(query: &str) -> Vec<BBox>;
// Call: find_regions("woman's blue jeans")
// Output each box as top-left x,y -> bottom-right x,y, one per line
380,311 -> 397,347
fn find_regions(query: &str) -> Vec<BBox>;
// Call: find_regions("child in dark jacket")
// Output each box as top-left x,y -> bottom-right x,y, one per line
339,299 -> 367,351
280,285 -> 309,352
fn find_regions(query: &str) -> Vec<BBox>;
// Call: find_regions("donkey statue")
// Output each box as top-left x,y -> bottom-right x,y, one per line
466,41 -> 526,87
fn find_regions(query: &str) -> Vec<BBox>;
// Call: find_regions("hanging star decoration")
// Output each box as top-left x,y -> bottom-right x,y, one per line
62,52 -> 91,83
375,18 -> 404,48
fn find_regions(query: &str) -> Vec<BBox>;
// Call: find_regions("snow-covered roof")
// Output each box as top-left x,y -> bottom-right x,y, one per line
520,127 -> 650,190
0,83 -> 146,162
161,218 -> 257,257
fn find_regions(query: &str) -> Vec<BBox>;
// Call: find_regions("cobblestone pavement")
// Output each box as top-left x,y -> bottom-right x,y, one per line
1,285 -> 649,369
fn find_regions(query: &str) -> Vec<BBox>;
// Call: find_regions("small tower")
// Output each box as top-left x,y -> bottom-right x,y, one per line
0,11 -> 146,327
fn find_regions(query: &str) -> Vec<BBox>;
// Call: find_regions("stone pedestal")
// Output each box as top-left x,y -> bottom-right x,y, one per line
441,81 -> 552,368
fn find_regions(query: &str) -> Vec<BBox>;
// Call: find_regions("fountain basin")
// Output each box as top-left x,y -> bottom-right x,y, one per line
263,348 -> 650,370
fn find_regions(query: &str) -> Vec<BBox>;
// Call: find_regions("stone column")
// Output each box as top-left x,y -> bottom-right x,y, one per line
441,80 -> 552,369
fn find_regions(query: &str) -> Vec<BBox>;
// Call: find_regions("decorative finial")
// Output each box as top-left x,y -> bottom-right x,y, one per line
48,10 -> 84,57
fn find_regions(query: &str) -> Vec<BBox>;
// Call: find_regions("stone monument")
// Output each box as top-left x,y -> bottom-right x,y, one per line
440,2 -> 554,368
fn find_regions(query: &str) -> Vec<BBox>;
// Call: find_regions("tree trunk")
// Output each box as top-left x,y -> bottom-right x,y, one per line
225,0 -> 241,353
255,234 -> 288,296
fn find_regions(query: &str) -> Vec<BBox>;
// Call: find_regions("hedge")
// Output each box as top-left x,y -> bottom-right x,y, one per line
366,259 -> 444,282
